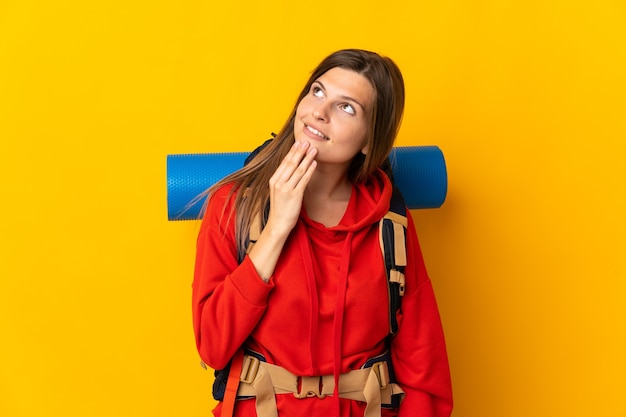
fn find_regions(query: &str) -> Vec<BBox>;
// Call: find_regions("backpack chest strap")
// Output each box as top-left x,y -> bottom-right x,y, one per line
236,354 -> 405,417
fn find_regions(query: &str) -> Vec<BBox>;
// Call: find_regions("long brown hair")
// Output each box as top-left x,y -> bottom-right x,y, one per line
204,49 -> 405,258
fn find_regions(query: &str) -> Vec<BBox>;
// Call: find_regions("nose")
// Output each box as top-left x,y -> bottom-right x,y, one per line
313,102 -> 330,122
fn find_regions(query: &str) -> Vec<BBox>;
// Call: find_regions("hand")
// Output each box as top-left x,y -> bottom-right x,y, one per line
248,141 -> 317,281
266,141 -> 317,237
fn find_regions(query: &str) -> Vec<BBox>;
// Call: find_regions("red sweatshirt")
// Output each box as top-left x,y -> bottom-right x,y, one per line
192,170 -> 453,417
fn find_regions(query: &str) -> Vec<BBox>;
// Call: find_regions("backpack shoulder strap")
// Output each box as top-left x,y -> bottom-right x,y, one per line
379,186 -> 408,335
236,137 -> 273,262
245,212 -> 262,257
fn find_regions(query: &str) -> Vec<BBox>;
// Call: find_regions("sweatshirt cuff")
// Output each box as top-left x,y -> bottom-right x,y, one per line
229,256 -> 275,306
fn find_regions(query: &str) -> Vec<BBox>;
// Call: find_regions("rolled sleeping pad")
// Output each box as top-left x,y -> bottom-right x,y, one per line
166,146 -> 447,221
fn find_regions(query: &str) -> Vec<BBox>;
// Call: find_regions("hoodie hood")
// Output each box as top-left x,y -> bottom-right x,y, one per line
300,169 -> 393,232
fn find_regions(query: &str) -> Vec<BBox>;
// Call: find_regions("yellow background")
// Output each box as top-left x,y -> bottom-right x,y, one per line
1,1 -> 625,416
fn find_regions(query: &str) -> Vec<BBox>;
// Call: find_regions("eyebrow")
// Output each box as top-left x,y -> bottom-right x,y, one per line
315,80 -> 367,112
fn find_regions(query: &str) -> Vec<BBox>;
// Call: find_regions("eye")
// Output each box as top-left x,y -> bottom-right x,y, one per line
312,86 -> 324,98
339,103 -> 356,115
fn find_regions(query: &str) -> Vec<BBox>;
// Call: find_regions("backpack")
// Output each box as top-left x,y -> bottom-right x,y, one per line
210,138 -> 408,405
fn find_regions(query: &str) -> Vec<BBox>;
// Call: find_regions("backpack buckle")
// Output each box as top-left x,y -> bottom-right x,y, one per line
371,361 -> 390,389
294,376 -> 326,399
240,355 -> 261,384
389,270 -> 406,296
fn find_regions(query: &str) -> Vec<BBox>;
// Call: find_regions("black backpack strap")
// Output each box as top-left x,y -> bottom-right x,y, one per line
234,138 -> 274,263
379,186 -> 408,335
244,135 -> 275,165
244,139 -> 270,165
246,212 -> 262,255
214,138 -> 273,401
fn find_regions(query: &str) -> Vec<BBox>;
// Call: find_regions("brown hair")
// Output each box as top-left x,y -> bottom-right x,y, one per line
204,49 -> 405,257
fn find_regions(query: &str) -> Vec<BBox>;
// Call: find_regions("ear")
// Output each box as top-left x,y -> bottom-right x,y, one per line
360,143 -> 369,155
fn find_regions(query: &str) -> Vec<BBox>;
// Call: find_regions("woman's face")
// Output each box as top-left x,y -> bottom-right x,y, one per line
294,67 -> 374,168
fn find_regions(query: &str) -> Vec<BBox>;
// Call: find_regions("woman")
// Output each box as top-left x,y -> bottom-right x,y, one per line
192,49 -> 453,417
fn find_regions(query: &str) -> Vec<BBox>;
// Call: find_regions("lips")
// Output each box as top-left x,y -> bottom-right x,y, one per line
305,124 -> 329,140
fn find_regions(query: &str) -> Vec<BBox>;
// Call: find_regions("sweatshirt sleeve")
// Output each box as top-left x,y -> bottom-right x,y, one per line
192,185 -> 275,370
392,210 -> 453,417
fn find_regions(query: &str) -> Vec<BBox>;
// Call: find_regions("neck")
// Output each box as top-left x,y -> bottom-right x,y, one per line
305,164 -> 352,202
303,166 -> 353,227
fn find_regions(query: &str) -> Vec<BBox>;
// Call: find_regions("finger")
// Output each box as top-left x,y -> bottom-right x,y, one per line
294,158 -> 317,192
269,143 -> 298,185
271,142 -> 301,179
272,141 -> 310,184
287,146 -> 317,188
